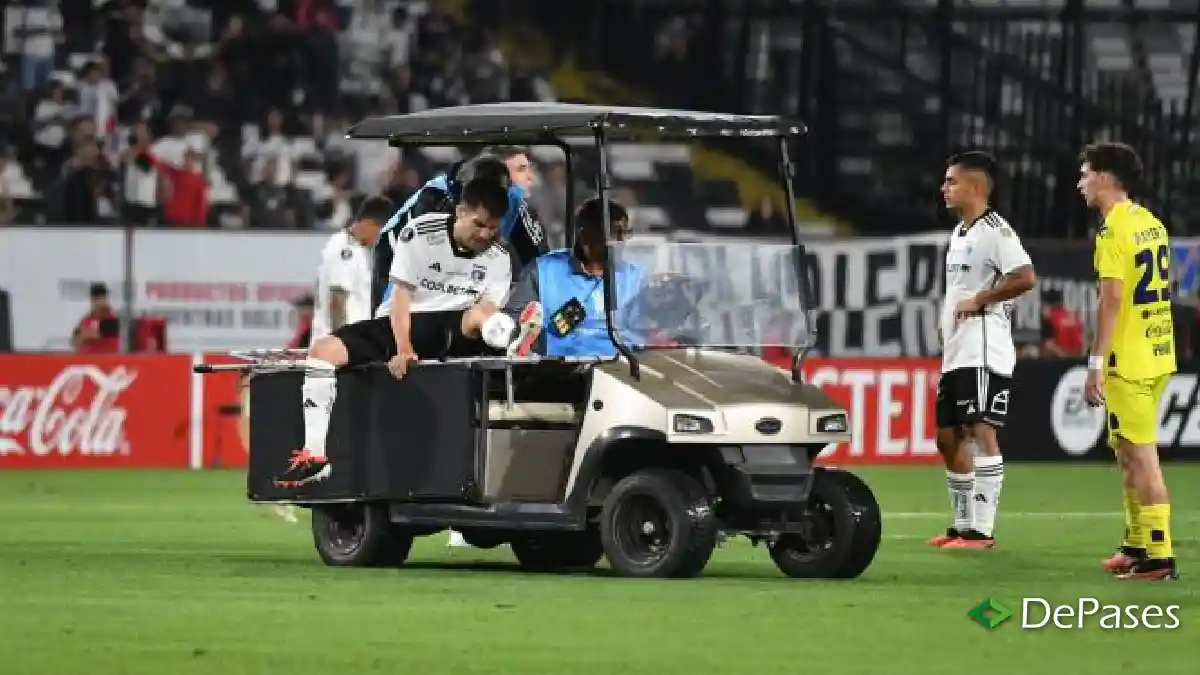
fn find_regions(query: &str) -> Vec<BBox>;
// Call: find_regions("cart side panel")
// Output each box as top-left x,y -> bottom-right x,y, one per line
364,366 -> 477,501
247,370 -> 372,501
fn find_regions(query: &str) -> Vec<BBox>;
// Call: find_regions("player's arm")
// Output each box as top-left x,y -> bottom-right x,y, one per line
386,228 -> 424,354
973,225 -> 1037,307
388,283 -> 415,355
328,289 -> 348,330
502,263 -> 540,320
1089,228 -> 1124,366
325,248 -> 356,330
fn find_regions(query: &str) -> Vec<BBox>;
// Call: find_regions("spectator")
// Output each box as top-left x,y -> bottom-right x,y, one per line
295,0 -> 341,112
71,282 -> 120,353
138,145 -> 207,227
117,57 -> 163,126
1,1 -> 562,228
14,0 -> 64,92
249,156 -> 297,229
0,149 -> 20,224
1040,289 -> 1085,357
62,136 -> 114,224
315,167 -> 359,230
77,60 -> 120,153
287,293 -> 316,350
250,108 -> 295,186
121,121 -> 158,225
31,80 -> 74,172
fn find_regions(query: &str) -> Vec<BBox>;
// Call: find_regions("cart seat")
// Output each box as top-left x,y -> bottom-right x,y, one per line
488,401 -> 578,424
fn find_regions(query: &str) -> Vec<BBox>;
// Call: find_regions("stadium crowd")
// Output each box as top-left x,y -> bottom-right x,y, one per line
0,0 -> 569,236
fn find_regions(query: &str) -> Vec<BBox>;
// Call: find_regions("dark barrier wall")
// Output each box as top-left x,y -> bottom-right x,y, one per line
1008,359 -> 1199,461
0,289 -> 10,352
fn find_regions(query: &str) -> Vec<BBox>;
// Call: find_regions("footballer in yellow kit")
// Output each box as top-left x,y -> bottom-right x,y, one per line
1078,141 -> 1178,581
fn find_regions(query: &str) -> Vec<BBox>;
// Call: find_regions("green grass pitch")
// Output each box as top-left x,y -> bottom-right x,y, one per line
0,465 -> 1196,675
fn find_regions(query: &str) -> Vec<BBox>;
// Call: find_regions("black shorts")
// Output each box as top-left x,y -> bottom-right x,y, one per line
331,312 -> 487,367
935,367 -> 1011,429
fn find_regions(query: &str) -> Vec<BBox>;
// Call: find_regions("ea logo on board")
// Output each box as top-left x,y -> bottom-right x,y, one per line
1050,366 -> 1107,456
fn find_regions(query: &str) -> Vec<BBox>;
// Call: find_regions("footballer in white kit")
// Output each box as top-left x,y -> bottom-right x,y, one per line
274,179 -> 515,487
929,151 -> 1037,550
311,196 -> 393,341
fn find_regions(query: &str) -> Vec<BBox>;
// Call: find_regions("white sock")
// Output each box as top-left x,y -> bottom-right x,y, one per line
301,359 -> 337,459
972,455 -> 1004,537
946,471 -> 975,532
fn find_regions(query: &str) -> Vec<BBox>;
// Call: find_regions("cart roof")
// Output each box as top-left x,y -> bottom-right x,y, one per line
345,102 -> 806,144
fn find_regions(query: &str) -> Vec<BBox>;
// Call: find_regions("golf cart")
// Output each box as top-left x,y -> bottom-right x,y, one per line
195,102 -> 882,579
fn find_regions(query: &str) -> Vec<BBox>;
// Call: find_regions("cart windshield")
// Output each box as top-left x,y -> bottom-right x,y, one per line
609,239 -> 813,352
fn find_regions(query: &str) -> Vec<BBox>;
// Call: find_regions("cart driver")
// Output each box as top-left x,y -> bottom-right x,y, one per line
499,197 -> 648,357
274,178 -> 521,488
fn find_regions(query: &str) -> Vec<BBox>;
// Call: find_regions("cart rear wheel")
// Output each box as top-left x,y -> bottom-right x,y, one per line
311,503 -> 413,567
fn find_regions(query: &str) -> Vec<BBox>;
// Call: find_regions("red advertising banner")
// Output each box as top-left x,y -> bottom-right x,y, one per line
0,354 -> 192,468
0,353 -> 948,470
797,357 -> 944,465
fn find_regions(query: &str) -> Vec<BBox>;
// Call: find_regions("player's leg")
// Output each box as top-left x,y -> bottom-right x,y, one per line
276,318 -> 392,487
944,371 -> 1009,549
929,370 -> 975,546
1109,375 -> 1176,580
240,373 -> 298,520
1103,440 -> 1146,573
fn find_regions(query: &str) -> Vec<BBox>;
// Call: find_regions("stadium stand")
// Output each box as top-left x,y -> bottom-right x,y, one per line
491,0 -> 1200,238
0,0 -> 799,242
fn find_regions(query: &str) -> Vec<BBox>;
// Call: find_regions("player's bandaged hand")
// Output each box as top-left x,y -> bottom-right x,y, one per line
481,313 -> 516,350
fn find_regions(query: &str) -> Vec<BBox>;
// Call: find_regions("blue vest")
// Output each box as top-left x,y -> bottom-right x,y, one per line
536,250 -> 646,357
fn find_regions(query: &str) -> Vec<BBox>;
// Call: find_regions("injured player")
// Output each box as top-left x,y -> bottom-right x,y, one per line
274,179 -> 523,487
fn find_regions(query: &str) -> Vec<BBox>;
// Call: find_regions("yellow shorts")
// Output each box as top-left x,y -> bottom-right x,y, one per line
1104,374 -> 1168,448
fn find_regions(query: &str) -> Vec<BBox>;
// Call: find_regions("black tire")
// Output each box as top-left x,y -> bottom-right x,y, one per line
768,468 -> 881,579
823,468 -> 883,578
311,503 -> 414,567
599,468 -> 718,578
510,529 -> 604,572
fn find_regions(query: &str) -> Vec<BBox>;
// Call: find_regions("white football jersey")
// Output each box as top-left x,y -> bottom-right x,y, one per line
940,211 -> 1033,376
312,230 -> 374,341
376,212 -> 512,316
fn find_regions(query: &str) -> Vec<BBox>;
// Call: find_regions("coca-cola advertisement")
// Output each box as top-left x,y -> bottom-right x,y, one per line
0,355 -> 192,468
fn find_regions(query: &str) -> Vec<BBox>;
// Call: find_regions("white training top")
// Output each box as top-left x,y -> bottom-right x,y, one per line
940,211 -> 1033,376
312,229 -> 374,341
376,212 -> 512,316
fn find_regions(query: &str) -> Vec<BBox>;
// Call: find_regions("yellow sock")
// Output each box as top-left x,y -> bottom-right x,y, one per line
1140,503 -> 1173,559
1122,487 -> 1145,549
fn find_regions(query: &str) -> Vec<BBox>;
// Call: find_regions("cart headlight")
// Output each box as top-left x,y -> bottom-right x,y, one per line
673,414 -> 714,434
816,413 -> 848,434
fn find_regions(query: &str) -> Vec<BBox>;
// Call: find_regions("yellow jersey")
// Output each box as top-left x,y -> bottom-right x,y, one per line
1093,200 -> 1177,380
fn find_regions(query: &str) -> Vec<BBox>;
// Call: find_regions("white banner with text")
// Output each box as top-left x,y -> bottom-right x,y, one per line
3,228 -> 1198,354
